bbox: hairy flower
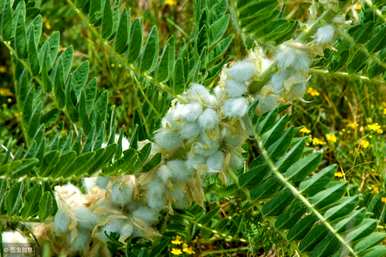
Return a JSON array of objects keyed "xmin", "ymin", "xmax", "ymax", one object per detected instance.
[
  {"xmin": 223, "ymin": 97, "xmax": 249, "ymax": 118},
  {"xmin": 315, "ymin": 25, "xmax": 335, "ymax": 44},
  {"xmin": 198, "ymin": 108, "xmax": 219, "ymax": 130},
  {"xmin": 226, "ymin": 60, "xmax": 256, "ymax": 82}
]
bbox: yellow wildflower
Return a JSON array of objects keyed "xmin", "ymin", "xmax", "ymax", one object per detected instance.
[
  {"xmin": 170, "ymin": 248, "xmax": 183, "ymax": 256},
  {"xmin": 312, "ymin": 137, "xmax": 325, "ymax": 146},
  {"xmin": 0, "ymin": 88, "xmax": 13, "ymax": 97},
  {"xmin": 307, "ymin": 87, "xmax": 320, "ymax": 97},
  {"xmin": 359, "ymin": 139, "xmax": 370, "ymax": 149},
  {"xmin": 182, "ymin": 243, "xmax": 195, "ymax": 255},
  {"xmin": 171, "ymin": 235, "xmax": 183, "ymax": 245},
  {"xmin": 347, "ymin": 121, "xmax": 358, "ymax": 130},
  {"xmin": 0, "ymin": 66, "xmax": 7, "ymax": 73},
  {"xmin": 383, "ymin": 107, "xmax": 386, "ymax": 116},
  {"xmin": 366, "ymin": 123, "xmax": 383, "ymax": 134},
  {"xmin": 334, "ymin": 171, "xmax": 345, "ymax": 178},
  {"xmin": 165, "ymin": 0, "xmax": 177, "ymax": 6},
  {"xmin": 372, "ymin": 186, "xmax": 380, "ymax": 194},
  {"xmin": 354, "ymin": 2, "xmax": 361, "ymax": 10},
  {"xmin": 382, "ymin": 197, "xmax": 386, "ymax": 204},
  {"xmin": 299, "ymin": 127, "xmax": 311, "ymax": 134},
  {"xmin": 325, "ymin": 133, "xmax": 337, "ymax": 144}
]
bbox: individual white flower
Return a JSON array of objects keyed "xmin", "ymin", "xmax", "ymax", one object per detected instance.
[
  {"xmin": 154, "ymin": 128, "xmax": 182, "ymax": 151},
  {"xmin": 225, "ymin": 80, "xmax": 247, "ymax": 98},
  {"xmin": 132, "ymin": 206, "xmax": 159, "ymax": 224},
  {"xmin": 271, "ymin": 71, "xmax": 287, "ymax": 93},
  {"xmin": 315, "ymin": 24, "xmax": 335, "ymax": 44},
  {"xmin": 206, "ymin": 151, "xmax": 225, "ymax": 173},
  {"xmin": 146, "ymin": 178, "xmax": 165, "ymax": 209},
  {"xmin": 192, "ymin": 134, "xmax": 219, "ymax": 157},
  {"xmin": 83, "ymin": 177, "xmax": 109, "ymax": 192},
  {"xmin": 157, "ymin": 165, "xmax": 172, "ymax": 183},
  {"xmin": 186, "ymin": 83, "xmax": 216, "ymax": 106},
  {"xmin": 198, "ymin": 108, "xmax": 219, "ymax": 130},
  {"xmin": 186, "ymin": 152, "xmax": 206, "ymax": 170},
  {"xmin": 111, "ymin": 181, "xmax": 134, "ymax": 206},
  {"xmin": 286, "ymin": 81, "xmax": 307, "ymax": 99},
  {"xmin": 223, "ymin": 97, "xmax": 249, "ymax": 118},
  {"xmin": 179, "ymin": 122, "xmax": 200, "ymax": 139},
  {"xmin": 226, "ymin": 61, "xmax": 256, "ymax": 82},
  {"xmin": 276, "ymin": 44, "xmax": 310, "ymax": 71},
  {"xmin": 74, "ymin": 207, "xmax": 98, "ymax": 230},
  {"xmin": 174, "ymin": 102, "xmax": 202, "ymax": 122},
  {"xmin": 54, "ymin": 209, "xmax": 70, "ymax": 234},
  {"xmin": 120, "ymin": 223, "xmax": 134, "ymax": 240},
  {"xmin": 166, "ymin": 160, "xmax": 193, "ymax": 181},
  {"xmin": 54, "ymin": 184, "xmax": 86, "ymax": 209},
  {"xmin": 214, "ymin": 85, "xmax": 226, "ymax": 100}
]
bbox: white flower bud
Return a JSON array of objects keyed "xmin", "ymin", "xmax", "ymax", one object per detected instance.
[
  {"xmin": 179, "ymin": 122, "xmax": 200, "ymax": 139},
  {"xmin": 120, "ymin": 223, "xmax": 134, "ymax": 240},
  {"xmin": 198, "ymin": 108, "xmax": 219, "ymax": 130},
  {"xmin": 167, "ymin": 160, "xmax": 193, "ymax": 181},
  {"xmin": 54, "ymin": 210, "xmax": 70, "ymax": 234},
  {"xmin": 276, "ymin": 44, "xmax": 310, "ymax": 71},
  {"xmin": 315, "ymin": 25, "xmax": 335, "ymax": 44},
  {"xmin": 111, "ymin": 182, "xmax": 133, "ymax": 206},
  {"xmin": 192, "ymin": 134, "xmax": 219, "ymax": 157},
  {"xmin": 214, "ymin": 85, "xmax": 225, "ymax": 100},
  {"xmin": 186, "ymin": 152, "xmax": 206, "ymax": 170},
  {"xmin": 74, "ymin": 207, "xmax": 98, "ymax": 230},
  {"xmin": 154, "ymin": 128, "xmax": 182, "ymax": 151},
  {"xmin": 226, "ymin": 61, "xmax": 256, "ymax": 82},
  {"xmin": 225, "ymin": 80, "xmax": 247, "ymax": 98},
  {"xmin": 271, "ymin": 71, "xmax": 287, "ymax": 93},
  {"xmin": 223, "ymin": 97, "xmax": 249, "ymax": 118},
  {"xmin": 207, "ymin": 151, "xmax": 225, "ymax": 173},
  {"xmin": 186, "ymin": 84, "xmax": 217, "ymax": 106},
  {"xmin": 174, "ymin": 102, "xmax": 203, "ymax": 122},
  {"xmin": 133, "ymin": 206, "xmax": 159, "ymax": 224},
  {"xmin": 157, "ymin": 165, "xmax": 172, "ymax": 183},
  {"xmin": 146, "ymin": 179, "xmax": 165, "ymax": 209}
]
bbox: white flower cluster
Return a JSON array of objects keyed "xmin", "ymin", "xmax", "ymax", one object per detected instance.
[{"xmin": 35, "ymin": 21, "xmax": 338, "ymax": 255}]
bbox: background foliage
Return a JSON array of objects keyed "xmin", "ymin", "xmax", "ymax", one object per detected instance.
[{"xmin": 0, "ymin": 0, "xmax": 385, "ymax": 256}]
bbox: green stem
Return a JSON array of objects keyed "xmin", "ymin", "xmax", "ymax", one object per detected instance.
[{"xmin": 247, "ymin": 117, "xmax": 358, "ymax": 257}]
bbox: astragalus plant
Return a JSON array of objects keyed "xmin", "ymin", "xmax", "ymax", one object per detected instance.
[{"xmin": 0, "ymin": 0, "xmax": 385, "ymax": 256}]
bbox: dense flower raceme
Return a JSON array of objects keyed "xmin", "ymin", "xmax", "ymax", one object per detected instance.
[{"xmin": 32, "ymin": 25, "xmax": 335, "ymax": 255}]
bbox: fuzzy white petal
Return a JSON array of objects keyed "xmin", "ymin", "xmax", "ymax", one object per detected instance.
[
  {"xmin": 227, "ymin": 61, "xmax": 256, "ymax": 82},
  {"xmin": 167, "ymin": 160, "xmax": 193, "ymax": 181},
  {"xmin": 198, "ymin": 108, "xmax": 219, "ymax": 130},
  {"xmin": 54, "ymin": 210, "xmax": 70, "ymax": 234},
  {"xmin": 223, "ymin": 97, "xmax": 249, "ymax": 117},
  {"xmin": 179, "ymin": 122, "xmax": 200, "ymax": 139},
  {"xmin": 225, "ymin": 80, "xmax": 247, "ymax": 98},
  {"xmin": 154, "ymin": 128, "xmax": 182, "ymax": 151},
  {"xmin": 74, "ymin": 207, "xmax": 98, "ymax": 230},
  {"xmin": 315, "ymin": 25, "xmax": 335, "ymax": 44},
  {"xmin": 206, "ymin": 151, "xmax": 225, "ymax": 173},
  {"xmin": 133, "ymin": 206, "xmax": 159, "ymax": 224}
]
